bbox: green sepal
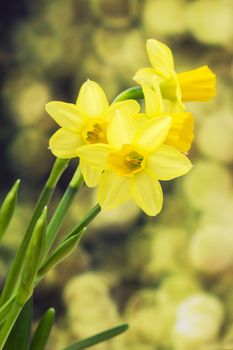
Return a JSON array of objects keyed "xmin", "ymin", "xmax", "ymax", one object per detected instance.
[
  {"xmin": 3, "ymin": 298, "xmax": 33, "ymax": 350},
  {"xmin": 63, "ymin": 324, "xmax": 129, "ymax": 350},
  {"xmin": 0, "ymin": 180, "xmax": 20, "ymax": 241},
  {"xmin": 29, "ymin": 308, "xmax": 55, "ymax": 350},
  {"xmin": 38, "ymin": 228, "xmax": 85, "ymax": 278},
  {"xmin": 66, "ymin": 204, "xmax": 101, "ymax": 240},
  {"xmin": 44, "ymin": 166, "xmax": 83, "ymax": 256},
  {"xmin": 113, "ymin": 86, "xmax": 144, "ymax": 102},
  {"xmin": 16, "ymin": 207, "xmax": 47, "ymax": 305},
  {"xmin": 46, "ymin": 159, "xmax": 70, "ymax": 189}
]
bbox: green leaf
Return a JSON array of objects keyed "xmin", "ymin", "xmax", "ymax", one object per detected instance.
[
  {"xmin": 0, "ymin": 158, "xmax": 69, "ymax": 307},
  {"xmin": 38, "ymin": 229, "xmax": 85, "ymax": 278},
  {"xmin": 63, "ymin": 324, "xmax": 129, "ymax": 350},
  {"xmin": 29, "ymin": 308, "xmax": 55, "ymax": 350},
  {"xmin": 3, "ymin": 298, "xmax": 33, "ymax": 350},
  {"xmin": 0, "ymin": 207, "xmax": 47, "ymax": 348},
  {"xmin": 0, "ymin": 179, "xmax": 20, "ymax": 241}
]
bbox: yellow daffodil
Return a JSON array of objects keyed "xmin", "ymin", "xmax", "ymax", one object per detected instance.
[
  {"xmin": 46, "ymin": 79, "xmax": 140, "ymax": 185},
  {"xmin": 133, "ymin": 39, "xmax": 216, "ymax": 106},
  {"xmin": 77, "ymin": 112, "xmax": 192, "ymax": 216},
  {"xmin": 141, "ymin": 78, "xmax": 194, "ymax": 153}
]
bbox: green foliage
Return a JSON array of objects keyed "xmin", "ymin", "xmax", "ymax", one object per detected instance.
[
  {"xmin": 3, "ymin": 298, "xmax": 33, "ymax": 350},
  {"xmin": 0, "ymin": 180, "xmax": 20, "ymax": 241},
  {"xmin": 0, "ymin": 159, "xmax": 123, "ymax": 349},
  {"xmin": 38, "ymin": 229, "xmax": 85, "ymax": 278},
  {"xmin": 16, "ymin": 208, "xmax": 47, "ymax": 305},
  {"xmin": 29, "ymin": 308, "xmax": 55, "ymax": 350},
  {"xmin": 63, "ymin": 324, "xmax": 129, "ymax": 350}
]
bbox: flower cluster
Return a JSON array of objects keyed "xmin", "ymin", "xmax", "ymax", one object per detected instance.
[{"xmin": 46, "ymin": 39, "xmax": 216, "ymax": 216}]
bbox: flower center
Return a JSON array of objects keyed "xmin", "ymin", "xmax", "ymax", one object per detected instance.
[
  {"xmin": 125, "ymin": 151, "xmax": 144, "ymax": 169},
  {"xmin": 82, "ymin": 119, "xmax": 107, "ymax": 144},
  {"xmin": 108, "ymin": 144, "xmax": 145, "ymax": 177}
]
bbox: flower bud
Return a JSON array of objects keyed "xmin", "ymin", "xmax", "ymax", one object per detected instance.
[
  {"xmin": 0, "ymin": 180, "xmax": 20, "ymax": 241},
  {"xmin": 17, "ymin": 208, "xmax": 47, "ymax": 305}
]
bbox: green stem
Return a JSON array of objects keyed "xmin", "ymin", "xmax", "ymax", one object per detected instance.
[
  {"xmin": 113, "ymin": 86, "xmax": 144, "ymax": 102},
  {"xmin": 66, "ymin": 204, "xmax": 101, "ymax": 240},
  {"xmin": 44, "ymin": 166, "xmax": 84, "ymax": 256},
  {"xmin": 37, "ymin": 205, "xmax": 100, "ymax": 283},
  {"xmin": 0, "ymin": 158, "xmax": 69, "ymax": 306},
  {"xmin": 36, "ymin": 205, "xmax": 100, "ymax": 285}
]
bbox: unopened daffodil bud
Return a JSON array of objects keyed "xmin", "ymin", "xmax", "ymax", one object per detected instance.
[
  {"xmin": 0, "ymin": 180, "xmax": 20, "ymax": 241},
  {"xmin": 16, "ymin": 207, "xmax": 47, "ymax": 305}
]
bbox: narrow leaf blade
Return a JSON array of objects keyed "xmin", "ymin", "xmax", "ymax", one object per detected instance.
[
  {"xmin": 29, "ymin": 308, "xmax": 55, "ymax": 350},
  {"xmin": 38, "ymin": 229, "xmax": 85, "ymax": 278},
  {"xmin": 3, "ymin": 297, "xmax": 33, "ymax": 350},
  {"xmin": 63, "ymin": 324, "xmax": 128, "ymax": 350}
]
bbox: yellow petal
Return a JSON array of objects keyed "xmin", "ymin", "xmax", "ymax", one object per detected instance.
[
  {"xmin": 46, "ymin": 102, "xmax": 85, "ymax": 132},
  {"xmin": 134, "ymin": 113, "xmax": 149, "ymax": 128},
  {"xmin": 131, "ymin": 172, "xmax": 163, "ymax": 216},
  {"xmin": 77, "ymin": 144, "xmax": 112, "ymax": 169},
  {"xmin": 177, "ymin": 65, "xmax": 216, "ymax": 101},
  {"xmin": 135, "ymin": 116, "xmax": 171, "ymax": 152},
  {"xmin": 107, "ymin": 111, "xmax": 137, "ymax": 148},
  {"xmin": 107, "ymin": 100, "xmax": 140, "ymax": 120},
  {"xmin": 142, "ymin": 79, "xmax": 163, "ymax": 117},
  {"xmin": 146, "ymin": 144, "xmax": 193, "ymax": 180},
  {"xmin": 79, "ymin": 160, "xmax": 102, "ymax": 188},
  {"xmin": 146, "ymin": 39, "xmax": 174, "ymax": 79},
  {"xmin": 133, "ymin": 67, "xmax": 156, "ymax": 86},
  {"xmin": 98, "ymin": 171, "xmax": 131, "ymax": 210},
  {"xmin": 76, "ymin": 80, "xmax": 109, "ymax": 118},
  {"xmin": 49, "ymin": 128, "xmax": 83, "ymax": 159},
  {"xmin": 166, "ymin": 113, "xmax": 194, "ymax": 153}
]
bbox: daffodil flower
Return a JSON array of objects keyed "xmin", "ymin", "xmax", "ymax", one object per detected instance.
[
  {"xmin": 133, "ymin": 39, "xmax": 216, "ymax": 107},
  {"xmin": 46, "ymin": 80, "xmax": 140, "ymax": 185},
  {"xmin": 140, "ymin": 78, "xmax": 194, "ymax": 153},
  {"xmin": 77, "ymin": 112, "xmax": 192, "ymax": 216}
]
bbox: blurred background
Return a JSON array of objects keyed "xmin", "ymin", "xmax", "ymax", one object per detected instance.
[{"xmin": 0, "ymin": 0, "xmax": 233, "ymax": 349}]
